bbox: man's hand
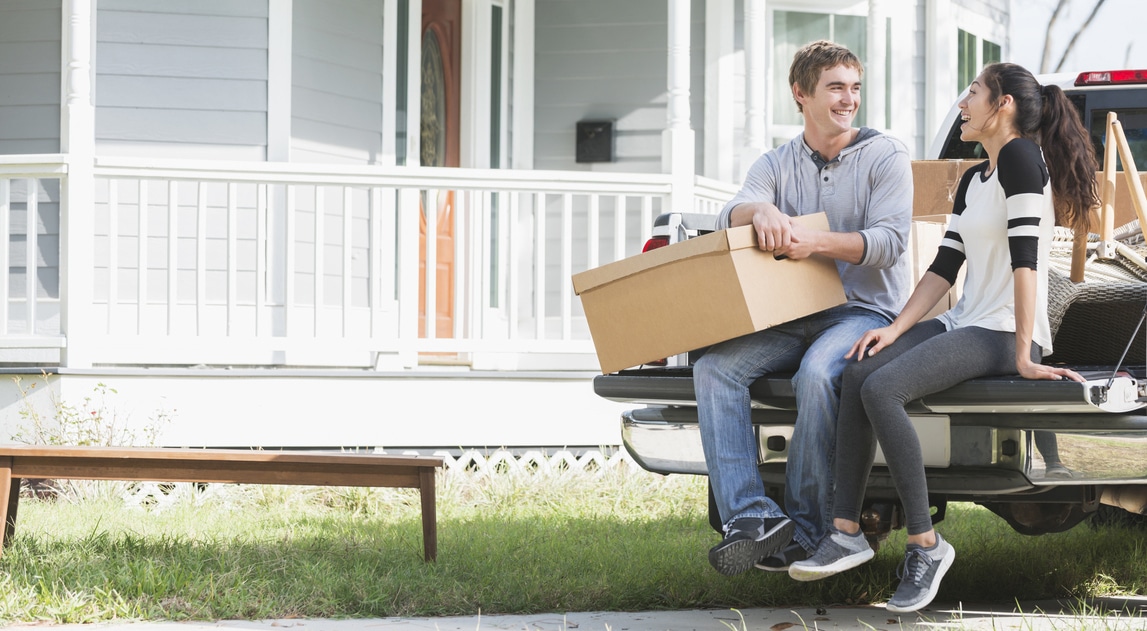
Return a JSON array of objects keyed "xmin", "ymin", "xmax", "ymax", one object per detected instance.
[
  {"xmin": 751, "ymin": 205, "xmax": 794, "ymax": 254},
  {"xmin": 775, "ymin": 220, "xmax": 823, "ymax": 260}
]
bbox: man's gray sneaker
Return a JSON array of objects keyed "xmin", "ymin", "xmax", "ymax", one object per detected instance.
[
  {"xmin": 754, "ymin": 540, "xmax": 809, "ymax": 572},
  {"xmin": 787, "ymin": 527, "xmax": 874, "ymax": 581},
  {"xmin": 886, "ymin": 533, "xmax": 956, "ymax": 614},
  {"xmin": 708, "ymin": 516, "xmax": 794, "ymax": 576}
]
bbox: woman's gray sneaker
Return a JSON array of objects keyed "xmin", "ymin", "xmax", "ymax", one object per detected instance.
[
  {"xmin": 886, "ymin": 533, "xmax": 956, "ymax": 614},
  {"xmin": 787, "ymin": 528, "xmax": 874, "ymax": 581},
  {"xmin": 708, "ymin": 516, "xmax": 794, "ymax": 576}
]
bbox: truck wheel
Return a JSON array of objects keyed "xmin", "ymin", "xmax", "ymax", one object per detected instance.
[
  {"xmin": 1091, "ymin": 504, "xmax": 1147, "ymax": 529},
  {"xmin": 982, "ymin": 501, "xmax": 1091, "ymax": 535}
]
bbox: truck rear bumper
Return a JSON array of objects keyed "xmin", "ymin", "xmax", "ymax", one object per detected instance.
[{"xmin": 622, "ymin": 405, "xmax": 1147, "ymax": 489}]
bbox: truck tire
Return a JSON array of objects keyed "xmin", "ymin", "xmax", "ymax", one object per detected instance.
[{"xmin": 1091, "ymin": 504, "xmax": 1147, "ymax": 529}]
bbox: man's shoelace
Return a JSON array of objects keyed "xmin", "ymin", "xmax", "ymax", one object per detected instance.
[{"xmin": 896, "ymin": 547, "xmax": 935, "ymax": 585}]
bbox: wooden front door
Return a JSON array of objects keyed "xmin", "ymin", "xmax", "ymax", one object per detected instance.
[{"xmin": 418, "ymin": 0, "xmax": 461, "ymax": 340}]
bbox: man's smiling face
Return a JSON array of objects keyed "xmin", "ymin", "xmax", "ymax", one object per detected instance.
[{"xmin": 795, "ymin": 64, "xmax": 861, "ymax": 138}]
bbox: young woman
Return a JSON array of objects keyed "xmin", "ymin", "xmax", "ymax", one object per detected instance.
[{"xmin": 786, "ymin": 62, "xmax": 1099, "ymax": 613}]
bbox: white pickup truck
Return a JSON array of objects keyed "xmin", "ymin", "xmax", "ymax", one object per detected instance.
[{"xmin": 595, "ymin": 69, "xmax": 1147, "ymax": 539}]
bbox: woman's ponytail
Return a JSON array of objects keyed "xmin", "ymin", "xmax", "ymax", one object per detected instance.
[
  {"xmin": 980, "ymin": 63, "xmax": 1099, "ymax": 235},
  {"xmin": 1039, "ymin": 83, "xmax": 1099, "ymax": 235}
]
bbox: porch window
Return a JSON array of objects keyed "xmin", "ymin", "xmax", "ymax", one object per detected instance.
[
  {"xmin": 771, "ymin": 10, "xmax": 867, "ymax": 136},
  {"xmin": 958, "ymin": 28, "xmax": 1001, "ymax": 92}
]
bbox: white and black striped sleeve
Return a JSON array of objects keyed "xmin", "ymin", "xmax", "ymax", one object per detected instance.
[
  {"xmin": 926, "ymin": 166, "xmax": 979, "ymax": 285},
  {"xmin": 998, "ymin": 138, "xmax": 1049, "ymax": 271}
]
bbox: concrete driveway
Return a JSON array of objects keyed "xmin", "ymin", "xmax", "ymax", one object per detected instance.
[{"xmin": 15, "ymin": 599, "xmax": 1147, "ymax": 631}]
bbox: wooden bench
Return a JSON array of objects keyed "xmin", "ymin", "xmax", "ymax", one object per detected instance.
[{"xmin": 0, "ymin": 446, "xmax": 444, "ymax": 561}]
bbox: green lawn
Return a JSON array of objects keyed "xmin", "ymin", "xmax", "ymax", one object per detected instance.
[{"xmin": 0, "ymin": 467, "xmax": 1145, "ymax": 623}]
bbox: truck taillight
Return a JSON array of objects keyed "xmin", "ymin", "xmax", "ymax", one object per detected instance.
[
  {"xmin": 643, "ymin": 236, "xmax": 670, "ymax": 252},
  {"xmin": 1075, "ymin": 69, "xmax": 1147, "ymax": 86}
]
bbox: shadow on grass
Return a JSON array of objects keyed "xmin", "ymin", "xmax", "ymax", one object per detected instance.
[{"xmin": 2, "ymin": 504, "xmax": 1146, "ymax": 621}]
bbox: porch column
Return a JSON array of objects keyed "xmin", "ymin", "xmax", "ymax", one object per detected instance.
[
  {"xmin": 741, "ymin": 0, "xmax": 767, "ymax": 177},
  {"xmin": 925, "ymin": 0, "xmax": 956, "ymax": 155},
  {"xmin": 867, "ymin": 0, "xmax": 888, "ymax": 131},
  {"xmin": 663, "ymin": 0, "xmax": 694, "ymax": 213},
  {"xmin": 59, "ymin": 0, "xmax": 96, "ymax": 369},
  {"xmin": 704, "ymin": 0, "xmax": 734, "ymax": 182}
]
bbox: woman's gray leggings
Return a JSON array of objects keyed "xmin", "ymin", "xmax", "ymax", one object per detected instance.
[{"xmin": 832, "ymin": 320, "xmax": 1041, "ymax": 535}]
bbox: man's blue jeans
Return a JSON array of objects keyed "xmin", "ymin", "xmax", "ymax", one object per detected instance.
[{"xmin": 694, "ymin": 305, "xmax": 891, "ymax": 553}]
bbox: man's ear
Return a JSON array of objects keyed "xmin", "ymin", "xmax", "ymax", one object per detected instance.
[{"xmin": 792, "ymin": 83, "xmax": 808, "ymax": 107}]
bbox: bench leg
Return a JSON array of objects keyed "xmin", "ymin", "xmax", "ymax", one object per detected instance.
[
  {"xmin": 0, "ymin": 457, "xmax": 17, "ymax": 557},
  {"xmin": 419, "ymin": 468, "xmax": 437, "ymax": 562}
]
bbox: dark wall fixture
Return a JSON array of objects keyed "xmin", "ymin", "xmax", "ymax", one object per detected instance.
[{"xmin": 576, "ymin": 120, "xmax": 615, "ymax": 163}]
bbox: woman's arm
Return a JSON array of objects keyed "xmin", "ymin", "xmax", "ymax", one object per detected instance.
[
  {"xmin": 1013, "ymin": 267, "xmax": 1083, "ymax": 382},
  {"xmin": 846, "ymin": 271, "xmax": 951, "ymax": 360}
]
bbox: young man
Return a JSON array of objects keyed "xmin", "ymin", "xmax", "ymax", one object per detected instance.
[{"xmin": 696, "ymin": 40, "xmax": 913, "ymax": 576}]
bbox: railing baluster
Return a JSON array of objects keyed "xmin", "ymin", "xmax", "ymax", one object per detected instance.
[
  {"xmin": 560, "ymin": 193, "xmax": 572, "ymax": 340},
  {"xmin": 533, "ymin": 192, "xmax": 545, "ymax": 340},
  {"xmin": 0, "ymin": 179, "xmax": 8, "ymax": 336},
  {"xmin": 587, "ymin": 194, "xmax": 599, "ymax": 270},
  {"xmin": 108, "ymin": 180, "xmax": 119, "ymax": 334},
  {"xmin": 256, "ymin": 183, "xmax": 268, "ymax": 337},
  {"xmin": 167, "ymin": 181, "xmax": 178, "ymax": 335},
  {"xmin": 507, "ymin": 191, "xmax": 519, "ymax": 341},
  {"xmin": 25, "ymin": 179, "xmax": 38, "ymax": 334},
  {"xmin": 284, "ymin": 185, "xmax": 296, "ymax": 338},
  {"xmin": 342, "ymin": 186, "xmax": 352, "ymax": 337},
  {"xmin": 613, "ymin": 194, "xmax": 626, "ymax": 263},
  {"xmin": 313, "ymin": 185, "xmax": 324, "ymax": 337},
  {"xmin": 227, "ymin": 183, "xmax": 238, "ymax": 336},
  {"xmin": 137, "ymin": 180, "xmax": 148, "ymax": 334},
  {"xmin": 424, "ymin": 189, "xmax": 437, "ymax": 340},
  {"xmin": 641, "ymin": 195, "xmax": 654, "ymax": 249},
  {"xmin": 195, "ymin": 182, "xmax": 206, "ymax": 335}
]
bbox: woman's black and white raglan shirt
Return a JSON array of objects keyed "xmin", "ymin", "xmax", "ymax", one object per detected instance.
[{"xmin": 927, "ymin": 137, "xmax": 1056, "ymax": 355}]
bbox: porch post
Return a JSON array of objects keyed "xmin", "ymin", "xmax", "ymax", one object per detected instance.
[
  {"xmin": 397, "ymin": 0, "xmax": 423, "ymax": 368},
  {"xmin": 925, "ymin": 0, "xmax": 955, "ymax": 155},
  {"xmin": 704, "ymin": 0, "xmax": 734, "ymax": 182},
  {"xmin": 866, "ymin": 0, "xmax": 888, "ymax": 131},
  {"xmin": 59, "ymin": 0, "xmax": 96, "ymax": 369},
  {"xmin": 741, "ymin": 0, "xmax": 767, "ymax": 177},
  {"xmin": 663, "ymin": 0, "xmax": 695, "ymax": 213}
]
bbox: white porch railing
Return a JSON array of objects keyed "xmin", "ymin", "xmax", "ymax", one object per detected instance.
[{"xmin": 0, "ymin": 155, "xmax": 734, "ymax": 371}]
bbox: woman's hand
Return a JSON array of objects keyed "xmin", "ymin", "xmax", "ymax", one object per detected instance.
[
  {"xmin": 845, "ymin": 325, "xmax": 901, "ymax": 361},
  {"xmin": 1017, "ymin": 358, "xmax": 1085, "ymax": 382}
]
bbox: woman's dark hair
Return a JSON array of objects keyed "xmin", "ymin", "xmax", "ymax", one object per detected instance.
[{"xmin": 980, "ymin": 62, "xmax": 1099, "ymax": 235}]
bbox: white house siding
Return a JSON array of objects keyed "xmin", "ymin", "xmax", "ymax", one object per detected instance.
[
  {"xmin": 94, "ymin": 0, "xmax": 269, "ymax": 160},
  {"xmin": 533, "ymin": 0, "xmax": 703, "ymax": 321},
  {"xmin": 0, "ymin": 1, "xmax": 62, "ymax": 347},
  {"xmin": 532, "ymin": 0, "xmax": 706, "ymax": 174},
  {"xmin": 291, "ymin": 0, "xmax": 387, "ymax": 164},
  {"xmin": 0, "ymin": 0, "xmax": 61, "ymax": 155}
]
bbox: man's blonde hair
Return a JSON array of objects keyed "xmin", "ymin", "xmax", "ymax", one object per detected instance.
[{"xmin": 788, "ymin": 40, "xmax": 863, "ymax": 113}]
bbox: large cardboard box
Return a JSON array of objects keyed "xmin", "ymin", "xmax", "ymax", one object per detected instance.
[
  {"xmin": 909, "ymin": 215, "xmax": 964, "ymax": 319},
  {"xmin": 572, "ymin": 213, "xmax": 846, "ymax": 374},
  {"xmin": 912, "ymin": 159, "xmax": 1145, "ymax": 228},
  {"xmin": 911, "ymin": 160, "xmax": 983, "ymax": 217}
]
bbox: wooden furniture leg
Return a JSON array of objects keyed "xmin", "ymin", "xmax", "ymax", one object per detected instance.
[
  {"xmin": 0, "ymin": 456, "xmax": 17, "ymax": 556},
  {"xmin": 419, "ymin": 467, "xmax": 437, "ymax": 562}
]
